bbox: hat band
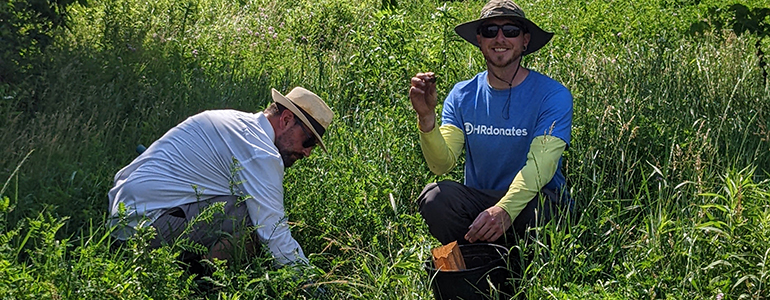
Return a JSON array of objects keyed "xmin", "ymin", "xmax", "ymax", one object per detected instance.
[{"xmin": 294, "ymin": 105, "xmax": 326, "ymax": 137}]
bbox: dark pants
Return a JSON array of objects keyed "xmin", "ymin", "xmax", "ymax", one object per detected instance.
[
  {"xmin": 417, "ymin": 180, "xmax": 569, "ymax": 246},
  {"xmin": 149, "ymin": 195, "xmax": 255, "ymax": 261}
]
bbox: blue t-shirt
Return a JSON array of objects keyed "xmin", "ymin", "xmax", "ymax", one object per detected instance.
[{"xmin": 442, "ymin": 70, "xmax": 573, "ymax": 192}]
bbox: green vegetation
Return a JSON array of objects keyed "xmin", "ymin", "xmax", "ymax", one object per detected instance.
[{"xmin": 1, "ymin": 0, "xmax": 769, "ymax": 298}]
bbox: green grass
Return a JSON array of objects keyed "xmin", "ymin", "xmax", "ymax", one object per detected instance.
[{"xmin": 1, "ymin": 0, "xmax": 769, "ymax": 298}]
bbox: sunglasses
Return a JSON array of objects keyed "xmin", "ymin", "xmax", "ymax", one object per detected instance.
[
  {"xmin": 297, "ymin": 121, "xmax": 318, "ymax": 149},
  {"xmin": 478, "ymin": 24, "xmax": 522, "ymax": 39}
]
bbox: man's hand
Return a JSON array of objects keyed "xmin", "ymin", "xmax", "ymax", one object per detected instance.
[
  {"xmin": 464, "ymin": 206, "xmax": 512, "ymax": 243},
  {"xmin": 409, "ymin": 72, "xmax": 438, "ymax": 131}
]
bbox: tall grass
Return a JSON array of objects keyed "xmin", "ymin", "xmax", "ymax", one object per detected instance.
[{"xmin": 1, "ymin": 0, "xmax": 769, "ymax": 298}]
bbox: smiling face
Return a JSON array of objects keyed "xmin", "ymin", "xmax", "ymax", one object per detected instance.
[{"xmin": 476, "ymin": 17, "xmax": 531, "ymax": 69}]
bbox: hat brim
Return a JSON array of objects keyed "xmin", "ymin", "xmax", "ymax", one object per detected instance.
[
  {"xmin": 454, "ymin": 16, "xmax": 553, "ymax": 55},
  {"xmin": 271, "ymin": 88, "xmax": 328, "ymax": 152}
]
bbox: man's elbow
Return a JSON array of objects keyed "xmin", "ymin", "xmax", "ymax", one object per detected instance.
[{"xmin": 428, "ymin": 163, "xmax": 453, "ymax": 175}]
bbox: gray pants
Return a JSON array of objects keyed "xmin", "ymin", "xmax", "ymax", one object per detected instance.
[
  {"xmin": 417, "ymin": 180, "xmax": 569, "ymax": 246},
  {"xmin": 149, "ymin": 195, "xmax": 254, "ymax": 260}
]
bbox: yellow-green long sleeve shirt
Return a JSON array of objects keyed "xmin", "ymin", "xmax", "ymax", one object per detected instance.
[{"xmin": 419, "ymin": 123, "xmax": 566, "ymax": 222}]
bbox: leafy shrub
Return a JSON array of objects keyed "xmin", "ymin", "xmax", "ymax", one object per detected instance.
[{"xmin": 0, "ymin": 0, "xmax": 83, "ymax": 84}]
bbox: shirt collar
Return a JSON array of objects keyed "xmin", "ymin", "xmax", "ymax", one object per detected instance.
[{"xmin": 255, "ymin": 112, "xmax": 275, "ymax": 143}]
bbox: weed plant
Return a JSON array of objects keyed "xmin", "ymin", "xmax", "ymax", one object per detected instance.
[{"xmin": 1, "ymin": 0, "xmax": 769, "ymax": 298}]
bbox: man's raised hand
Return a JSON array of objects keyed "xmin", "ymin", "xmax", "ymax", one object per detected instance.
[{"xmin": 409, "ymin": 72, "xmax": 438, "ymax": 132}]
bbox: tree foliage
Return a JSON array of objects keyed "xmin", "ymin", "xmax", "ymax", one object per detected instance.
[{"xmin": 0, "ymin": 0, "xmax": 83, "ymax": 83}]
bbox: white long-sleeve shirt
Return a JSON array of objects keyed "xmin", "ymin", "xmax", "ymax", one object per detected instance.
[{"xmin": 108, "ymin": 110, "xmax": 306, "ymax": 265}]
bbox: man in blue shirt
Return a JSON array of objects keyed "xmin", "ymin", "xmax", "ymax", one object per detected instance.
[{"xmin": 409, "ymin": 0, "xmax": 573, "ymax": 246}]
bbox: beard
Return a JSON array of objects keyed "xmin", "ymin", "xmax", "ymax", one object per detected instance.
[
  {"xmin": 487, "ymin": 55, "xmax": 516, "ymax": 68},
  {"xmin": 279, "ymin": 148, "xmax": 304, "ymax": 168},
  {"xmin": 484, "ymin": 51, "xmax": 519, "ymax": 69},
  {"xmin": 275, "ymin": 133, "xmax": 304, "ymax": 168},
  {"xmin": 482, "ymin": 44, "xmax": 522, "ymax": 69}
]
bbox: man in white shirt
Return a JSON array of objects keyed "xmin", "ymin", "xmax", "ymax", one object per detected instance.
[{"xmin": 107, "ymin": 87, "xmax": 333, "ymax": 267}]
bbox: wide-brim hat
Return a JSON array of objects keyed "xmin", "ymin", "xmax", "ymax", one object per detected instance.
[
  {"xmin": 271, "ymin": 87, "xmax": 334, "ymax": 152},
  {"xmin": 454, "ymin": 0, "xmax": 554, "ymax": 56}
]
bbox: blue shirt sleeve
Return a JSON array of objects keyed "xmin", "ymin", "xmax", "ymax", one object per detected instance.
[
  {"xmin": 533, "ymin": 86, "xmax": 573, "ymax": 147},
  {"xmin": 441, "ymin": 85, "xmax": 460, "ymax": 130}
]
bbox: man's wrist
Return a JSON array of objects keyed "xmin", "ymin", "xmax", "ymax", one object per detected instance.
[
  {"xmin": 418, "ymin": 113, "xmax": 436, "ymax": 132},
  {"xmin": 494, "ymin": 203, "xmax": 516, "ymax": 223}
]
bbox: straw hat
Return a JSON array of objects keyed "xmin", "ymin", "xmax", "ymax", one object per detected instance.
[
  {"xmin": 271, "ymin": 87, "xmax": 334, "ymax": 152},
  {"xmin": 454, "ymin": 0, "xmax": 553, "ymax": 56}
]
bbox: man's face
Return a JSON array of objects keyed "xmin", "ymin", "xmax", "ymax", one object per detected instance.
[
  {"xmin": 476, "ymin": 18, "xmax": 531, "ymax": 69},
  {"xmin": 275, "ymin": 119, "xmax": 316, "ymax": 168}
]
